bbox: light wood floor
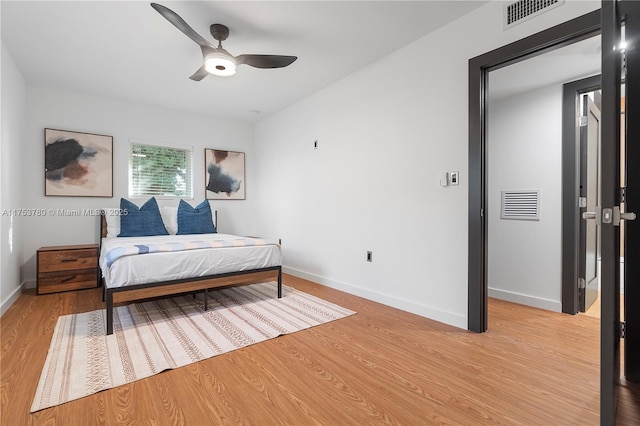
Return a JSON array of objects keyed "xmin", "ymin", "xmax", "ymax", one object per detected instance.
[
  {"xmin": 583, "ymin": 293, "xmax": 603, "ymax": 319},
  {"xmin": 2, "ymin": 274, "xmax": 639, "ymax": 425}
]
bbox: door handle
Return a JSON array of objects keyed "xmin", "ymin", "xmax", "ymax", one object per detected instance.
[
  {"xmin": 586, "ymin": 207, "xmax": 639, "ymax": 226},
  {"xmin": 582, "ymin": 207, "xmax": 601, "ymax": 225},
  {"xmin": 612, "ymin": 207, "xmax": 636, "ymax": 226},
  {"xmin": 621, "ymin": 212, "xmax": 637, "ymax": 221}
]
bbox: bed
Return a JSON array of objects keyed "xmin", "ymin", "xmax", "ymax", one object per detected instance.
[{"xmin": 99, "ymin": 199, "xmax": 282, "ymax": 335}]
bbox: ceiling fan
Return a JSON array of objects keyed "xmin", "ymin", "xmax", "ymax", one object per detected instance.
[{"xmin": 150, "ymin": 2, "xmax": 297, "ymax": 80}]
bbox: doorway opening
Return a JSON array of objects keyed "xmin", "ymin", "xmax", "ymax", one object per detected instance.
[
  {"xmin": 485, "ymin": 37, "xmax": 600, "ymax": 315},
  {"xmin": 578, "ymin": 86, "xmax": 603, "ymax": 317},
  {"xmin": 468, "ymin": 10, "xmax": 601, "ymax": 332}
]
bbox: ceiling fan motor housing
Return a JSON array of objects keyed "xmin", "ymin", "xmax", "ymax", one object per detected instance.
[{"xmin": 210, "ymin": 24, "xmax": 229, "ymax": 42}]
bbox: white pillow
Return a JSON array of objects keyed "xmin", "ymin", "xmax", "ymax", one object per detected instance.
[
  {"xmin": 102, "ymin": 208, "xmax": 122, "ymax": 238},
  {"xmin": 161, "ymin": 206, "xmax": 178, "ymax": 235}
]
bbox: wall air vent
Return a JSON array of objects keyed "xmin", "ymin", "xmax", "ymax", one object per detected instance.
[
  {"xmin": 501, "ymin": 190, "xmax": 540, "ymax": 221},
  {"xmin": 504, "ymin": 0, "xmax": 564, "ymax": 30}
]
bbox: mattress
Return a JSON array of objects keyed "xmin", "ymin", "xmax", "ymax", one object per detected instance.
[{"xmin": 100, "ymin": 233, "xmax": 281, "ymax": 289}]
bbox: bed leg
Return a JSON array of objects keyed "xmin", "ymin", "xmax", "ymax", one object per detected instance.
[
  {"xmin": 204, "ymin": 288, "xmax": 208, "ymax": 311},
  {"xmin": 106, "ymin": 291, "xmax": 114, "ymax": 335},
  {"xmin": 277, "ymin": 267, "xmax": 282, "ymax": 298}
]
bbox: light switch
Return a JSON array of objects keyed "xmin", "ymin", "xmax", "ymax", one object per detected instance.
[{"xmin": 440, "ymin": 172, "xmax": 449, "ymax": 187}]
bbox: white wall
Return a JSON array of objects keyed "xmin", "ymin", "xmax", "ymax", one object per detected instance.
[
  {"xmin": 487, "ymin": 84, "xmax": 563, "ymax": 311},
  {"xmin": 1, "ymin": 41, "xmax": 26, "ymax": 314},
  {"xmin": 20, "ymin": 86, "xmax": 256, "ymax": 287},
  {"xmin": 253, "ymin": 1, "xmax": 599, "ymax": 328}
]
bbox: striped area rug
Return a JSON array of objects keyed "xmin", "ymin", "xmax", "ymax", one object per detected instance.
[{"xmin": 31, "ymin": 282, "xmax": 355, "ymax": 412}]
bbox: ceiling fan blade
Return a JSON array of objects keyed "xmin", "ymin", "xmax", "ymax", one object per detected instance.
[
  {"xmin": 235, "ymin": 55, "xmax": 297, "ymax": 69},
  {"xmin": 189, "ymin": 66, "xmax": 209, "ymax": 81},
  {"xmin": 151, "ymin": 3, "xmax": 214, "ymax": 49}
]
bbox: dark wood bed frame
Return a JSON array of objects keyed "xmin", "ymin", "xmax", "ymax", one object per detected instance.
[{"xmin": 100, "ymin": 212, "xmax": 282, "ymax": 335}]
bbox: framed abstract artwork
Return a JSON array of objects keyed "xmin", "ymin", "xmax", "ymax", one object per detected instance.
[
  {"xmin": 205, "ymin": 149, "xmax": 245, "ymax": 200},
  {"xmin": 44, "ymin": 128, "xmax": 113, "ymax": 197}
]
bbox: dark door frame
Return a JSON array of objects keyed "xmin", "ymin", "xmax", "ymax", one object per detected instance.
[
  {"xmin": 622, "ymin": 0, "xmax": 640, "ymax": 386},
  {"xmin": 468, "ymin": 10, "xmax": 601, "ymax": 333},
  {"xmin": 600, "ymin": 1, "xmax": 622, "ymax": 423},
  {"xmin": 561, "ymin": 74, "xmax": 602, "ymax": 315}
]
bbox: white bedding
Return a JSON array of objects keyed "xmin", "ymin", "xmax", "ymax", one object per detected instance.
[{"xmin": 100, "ymin": 233, "xmax": 281, "ymax": 289}]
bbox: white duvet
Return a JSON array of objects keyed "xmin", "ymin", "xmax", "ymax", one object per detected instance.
[{"xmin": 100, "ymin": 233, "xmax": 281, "ymax": 289}]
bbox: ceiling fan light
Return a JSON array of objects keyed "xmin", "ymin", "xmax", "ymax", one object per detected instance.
[{"xmin": 204, "ymin": 54, "xmax": 236, "ymax": 77}]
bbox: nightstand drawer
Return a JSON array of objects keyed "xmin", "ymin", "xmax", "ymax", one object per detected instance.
[
  {"xmin": 38, "ymin": 248, "xmax": 97, "ymax": 272},
  {"xmin": 37, "ymin": 244, "xmax": 99, "ymax": 294},
  {"xmin": 37, "ymin": 269, "xmax": 98, "ymax": 293}
]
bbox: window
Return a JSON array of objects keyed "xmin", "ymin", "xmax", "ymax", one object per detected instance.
[{"xmin": 129, "ymin": 140, "xmax": 193, "ymax": 198}]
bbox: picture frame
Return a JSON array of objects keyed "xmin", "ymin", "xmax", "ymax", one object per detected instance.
[
  {"xmin": 44, "ymin": 128, "xmax": 113, "ymax": 197},
  {"xmin": 205, "ymin": 149, "xmax": 245, "ymax": 200}
]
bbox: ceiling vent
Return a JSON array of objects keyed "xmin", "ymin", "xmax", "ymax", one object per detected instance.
[
  {"xmin": 504, "ymin": 0, "xmax": 564, "ymax": 30},
  {"xmin": 501, "ymin": 190, "xmax": 540, "ymax": 221}
]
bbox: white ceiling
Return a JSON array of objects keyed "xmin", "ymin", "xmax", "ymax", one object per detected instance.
[{"xmin": 1, "ymin": 1, "xmax": 488, "ymax": 123}]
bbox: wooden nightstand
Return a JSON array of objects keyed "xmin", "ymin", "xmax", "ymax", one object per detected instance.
[{"xmin": 37, "ymin": 244, "xmax": 99, "ymax": 294}]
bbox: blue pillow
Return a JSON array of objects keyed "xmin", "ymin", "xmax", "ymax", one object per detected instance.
[
  {"xmin": 177, "ymin": 199, "xmax": 217, "ymax": 235},
  {"xmin": 118, "ymin": 197, "xmax": 169, "ymax": 237}
]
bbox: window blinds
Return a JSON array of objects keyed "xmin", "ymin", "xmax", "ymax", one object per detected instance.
[{"xmin": 129, "ymin": 142, "xmax": 193, "ymax": 198}]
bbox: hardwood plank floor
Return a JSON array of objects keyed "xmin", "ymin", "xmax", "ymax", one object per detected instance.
[{"xmin": 1, "ymin": 274, "xmax": 638, "ymax": 425}]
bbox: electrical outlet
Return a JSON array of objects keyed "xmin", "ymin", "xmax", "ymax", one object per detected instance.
[
  {"xmin": 367, "ymin": 251, "xmax": 373, "ymax": 262},
  {"xmin": 314, "ymin": 140, "xmax": 318, "ymax": 149}
]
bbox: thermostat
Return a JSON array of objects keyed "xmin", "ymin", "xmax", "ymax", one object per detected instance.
[{"xmin": 450, "ymin": 171, "xmax": 459, "ymax": 186}]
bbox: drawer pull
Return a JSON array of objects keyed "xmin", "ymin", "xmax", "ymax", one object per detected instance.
[
  {"xmin": 60, "ymin": 275, "xmax": 77, "ymax": 283},
  {"xmin": 60, "ymin": 258, "xmax": 78, "ymax": 263}
]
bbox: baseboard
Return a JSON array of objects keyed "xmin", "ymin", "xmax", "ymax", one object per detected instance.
[
  {"xmin": 488, "ymin": 287, "xmax": 562, "ymax": 312},
  {"xmin": 0, "ymin": 281, "xmax": 26, "ymax": 317},
  {"xmin": 283, "ymin": 266, "xmax": 467, "ymax": 329}
]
